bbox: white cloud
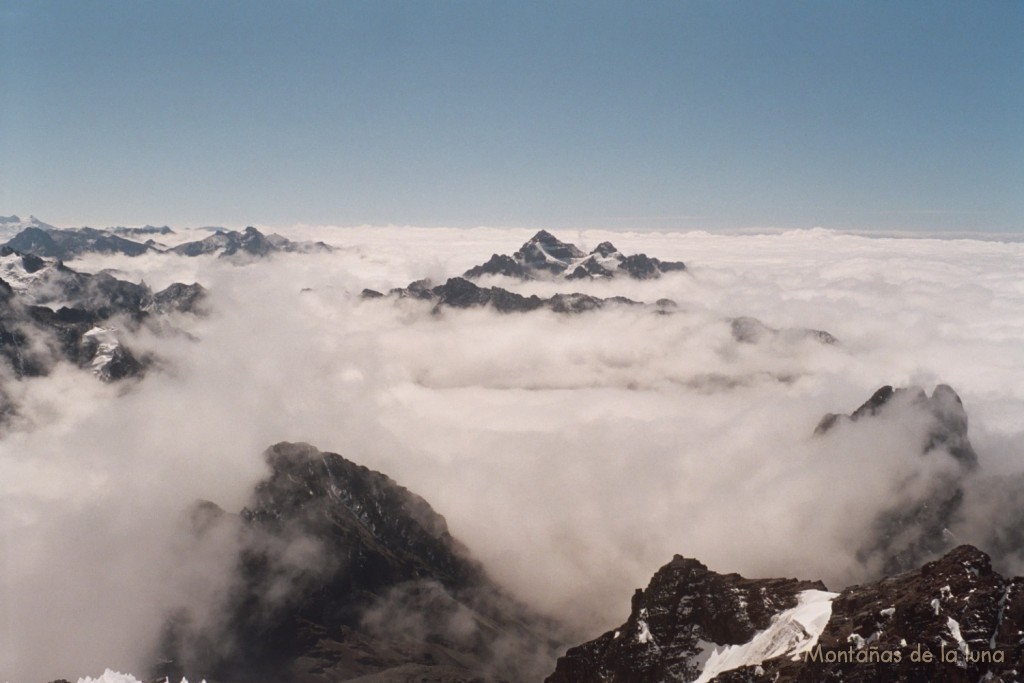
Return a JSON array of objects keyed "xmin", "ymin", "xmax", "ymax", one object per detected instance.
[{"xmin": 2, "ymin": 227, "xmax": 1023, "ymax": 680}]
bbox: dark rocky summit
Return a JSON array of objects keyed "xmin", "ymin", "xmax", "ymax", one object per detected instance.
[
  {"xmin": 159, "ymin": 442, "xmax": 564, "ymax": 683},
  {"xmin": 546, "ymin": 556, "xmax": 826, "ymax": 682},
  {"xmin": 464, "ymin": 230, "xmax": 686, "ymax": 281},
  {"xmin": 548, "ymin": 545, "xmax": 1024, "ymax": 683}
]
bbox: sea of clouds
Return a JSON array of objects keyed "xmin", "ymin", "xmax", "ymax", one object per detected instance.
[{"xmin": 1, "ymin": 225, "xmax": 1023, "ymax": 681}]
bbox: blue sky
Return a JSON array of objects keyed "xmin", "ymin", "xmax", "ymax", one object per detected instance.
[{"xmin": 1, "ymin": 1, "xmax": 1021, "ymax": 231}]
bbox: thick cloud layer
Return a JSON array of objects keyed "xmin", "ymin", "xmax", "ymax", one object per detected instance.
[{"xmin": 1, "ymin": 227, "xmax": 1023, "ymax": 681}]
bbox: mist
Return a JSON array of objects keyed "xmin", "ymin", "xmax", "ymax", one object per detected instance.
[{"xmin": 1, "ymin": 227, "xmax": 1023, "ymax": 681}]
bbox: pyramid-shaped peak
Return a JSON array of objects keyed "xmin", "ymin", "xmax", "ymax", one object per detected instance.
[
  {"xmin": 517, "ymin": 230, "xmax": 585, "ymax": 263},
  {"xmin": 591, "ymin": 241, "xmax": 619, "ymax": 257},
  {"xmin": 528, "ymin": 229, "xmax": 557, "ymax": 241}
]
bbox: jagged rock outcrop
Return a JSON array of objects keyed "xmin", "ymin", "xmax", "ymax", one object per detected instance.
[
  {"xmin": 546, "ymin": 556, "xmax": 826, "ymax": 682},
  {"xmin": 170, "ymin": 226, "xmax": 332, "ymax": 258},
  {"xmin": 464, "ymin": 230, "xmax": 686, "ymax": 281},
  {"xmin": 548, "ymin": 545, "xmax": 1024, "ymax": 683},
  {"xmin": 159, "ymin": 442, "xmax": 564, "ymax": 683}
]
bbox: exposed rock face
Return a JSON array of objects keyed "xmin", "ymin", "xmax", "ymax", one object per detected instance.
[
  {"xmin": 170, "ymin": 226, "xmax": 332, "ymax": 258},
  {"xmin": 725, "ymin": 545, "xmax": 1024, "ymax": 683},
  {"xmin": 378, "ymin": 276, "xmax": 648, "ymax": 314},
  {"xmin": 548, "ymin": 546, "xmax": 1024, "ymax": 683},
  {"xmin": 159, "ymin": 442, "xmax": 564, "ymax": 683},
  {"xmin": 546, "ymin": 557, "xmax": 825, "ymax": 682},
  {"xmin": 464, "ymin": 230, "xmax": 686, "ymax": 281}
]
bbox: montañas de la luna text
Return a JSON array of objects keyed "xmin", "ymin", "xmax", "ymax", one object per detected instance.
[{"xmin": 804, "ymin": 643, "xmax": 1005, "ymax": 664}]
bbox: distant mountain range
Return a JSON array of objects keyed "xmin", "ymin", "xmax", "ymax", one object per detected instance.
[{"xmin": 0, "ymin": 216, "xmax": 332, "ymax": 260}]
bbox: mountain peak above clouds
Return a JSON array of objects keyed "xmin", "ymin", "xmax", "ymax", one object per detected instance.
[{"xmin": 464, "ymin": 230, "xmax": 686, "ymax": 281}]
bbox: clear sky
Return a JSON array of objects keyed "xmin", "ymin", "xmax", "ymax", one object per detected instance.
[{"xmin": 1, "ymin": 1, "xmax": 1021, "ymax": 232}]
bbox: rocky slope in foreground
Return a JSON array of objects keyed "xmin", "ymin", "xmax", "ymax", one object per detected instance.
[
  {"xmin": 157, "ymin": 442, "xmax": 564, "ymax": 683},
  {"xmin": 546, "ymin": 544, "xmax": 1024, "ymax": 683}
]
